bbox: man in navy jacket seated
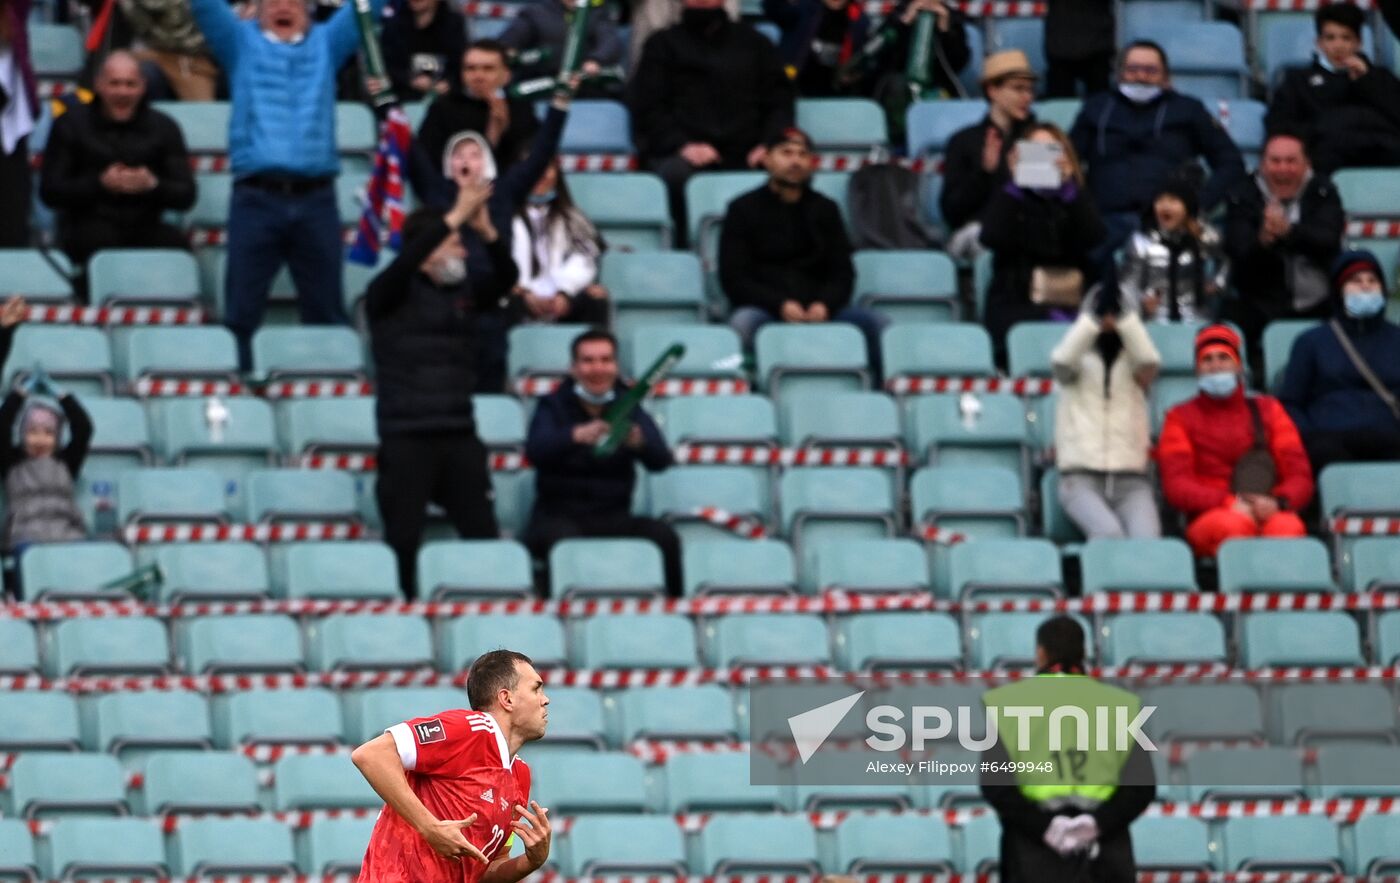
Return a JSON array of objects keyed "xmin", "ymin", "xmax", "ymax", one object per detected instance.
[{"xmin": 523, "ymin": 329, "xmax": 681, "ymax": 596}]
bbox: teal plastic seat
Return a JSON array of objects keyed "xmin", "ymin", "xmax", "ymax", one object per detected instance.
[
  {"xmin": 0, "ymin": 620, "xmax": 38, "ymax": 674},
  {"xmin": 155, "ymin": 543, "xmax": 269, "ymax": 602},
  {"xmin": 881, "ymin": 323, "xmax": 996, "ymax": 383},
  {"xmin": 1130, "ymin": 817, "xmax": 1213, "ymax": 870},
  {"xmin": 154, "ymin": 398, "xmax": 278, "ymax": 504},
  {"xmin": 273, "ymin": 754, "xmax": 381, "ymax": 811},
  {"xmin": 959, "ymin": 811, "xmax": 1000, "ymax": 872},
  {"xmin": 779, "ymin": 466, "xmax": 895, "ymax": 538},
  {"xmin": 438, "ymin": 613, "xmax": 565, "ymax": 671},
  {"xmin": 116, "ymin": 466, "xmax": 227, "ymax": 525},
  {"xmin": 533, "ymin": 686, "xmax": 608, "ymax": 750},
  {"xmin": 694, "ymin": 814, "xmax": 820, "ymax": 874},
  {"xmin": 0, "ymin": 692, "xmax": 81, "ymax": 750},
  {"xmin": 1378, "ymin": 610, "xmax": 1400, "ymax": 665},
  {"xmin": 549, "ymin": 538, "xmax": 667, "ymax": 598},
  {"xmin": 187, "ymin": 171, "xmax": 234, "ymax": 228},
  {"xmin": 299, "ymin": 816, "xmax": 376, "ymax": 874},
  {"xmin": 1353, "ymin": 815, "xmax": 1400, "ymax": 876},
  {"xmin": 0, "ymin": 818, "xmax": 37, "ymax": 878},
  {"xmin": 646, "ymin": 465, "xmax": 769, "ymax": 541},
  {"xmin": 3, "ymin": 325, "xmax": 113, "ymax": 395},
  {"xmin": 663, "ymin": 752, "xmax": 786, "ymax": 812},
  {"xmin": 755, "ymin": 323, "xmax": 870, "ymax": 397},
  {"xmin": 251, "ymin": 326, "xmax": 366, "ymax": 380},
  {"xmin": 571, "ymin": 613, "xmax": 699, "ymax": 669},
  {"xmin": 1032, "ymin": 98, "xmax": 1080, "ymax": 131},
  {"xmin": 45, "ymin": 616, "xmax": 168, "ymax": 676},
  {"xmin": 1101, "ymin": 613, "xmax": 1227, "ymax": 665},
  {"xmin": 493, "ymin": 467, "xmax": 536, "ymax": 537},
  {"xmin": 813, "ymin": 537, "xmax": 929, "ymax": 594},
  {"xmin": 908, "ymin": 392, "xmax": 1029, "ymax": 485},
  {"xmin": 276, "ymin": 397, "xmax": 377, "ymax": 458},
  {"xmin": 557, "ymin": 99, "xmax": 633, "ymax": 153},
  {"xmin": 703, "ymin": 613, "xmax": 831, "ymax": 667},
  {"xmin": 1271, "ymin": 684, "xmax": 1397, "ymax": 746},
  {"xmin": 1239, "ymin": 612, "xmax": 1363, "ymax": 667},
  {"xmin": 681, "ymin": 538, "xmax": 796, "ymax": 596},
  {"xmin": 1349, "ymin": 537, "xmax": 1400, "ymax": 592},
  {"xmin": 946, "ymin": 538, "xmax": 1062, "ymax": 600},
  {"xmin": 334, "ymin": 100, "xmax": 376, "ymax": 155},
  {"xmin": 8, "ymin": 752, "xmax": 126, "ymax": 818},
  {"xmin": 905, "ymin": 99, "xmax": 987, "ymax": 155},
  {"xmin": 568, "ymin": 172, "xmax": 672, "ymax": 251},
  {"xmin": 1320, "ymin": 462, "xmax": 1400, "ymax": 521},
  {"xmin": 117, "ymin": 326, "xmax": 239, "ymax": 381},
  {"xmin": 506, "ymin": 324, "xmax": 586, "ymax": 388},
  {"xmin": 797, "ymin": 98, "xmax": 888, "ymax": 149},
  {"xmin": 306, "ymin": 613, "xmax": 433, "ymax": 672},
  {"xmin": 1080, "ymin": 537, "xmax": 1197, "ymax": 593},
  {"xmin": 152, "ymin": 100, "xmax": 230, "ymax": 152},
  {"xmin": 212, "ymin": 688, "xmax": 344, "ymax": 747},
  {"xmin": 563, "ymin": 814, "xmax": 687, "ymax": 876},
  {"xmin": 1332, "ymin": 166, "xmax": 1398, "ymax": 216},
  {"xmin": 685, "ymin": 170, "xmax": 765, "ymax": 263},
  {"xmin": 275, "ymin": 541, "xmax": 399, "ymax": 600},
  {"xmin": 170, "ymin": 817, "xmax": 298, "ymax": 875},
  {"xmin": 1262, "ymin": 319, "xmax": 1319, "ymax": 391},
  {"xmin": 1007, "ymin": 322, "xmax": 1070, "ymax": 378},
  {"xmin": 179, "ymin": 614, "xmax": 303, "ymax": 674},
  {"xmin": 969, "ymin": 612, "xmax": 1092, "ymax": 670},
  {"xmin": 243, "ymin": 468, "xmax": 359, "ymax": 523},
  {"xmin": 27, "ymin": 23, "xmax": 84, "ymax": 76},
  {"xmin": 79, "ymin": 395, "xmax": 154, "ymax": 490},
  {"xmin": 781, "ymin": 391, "xmax": 901, "ymax": 449},
  {"xmin": 88, "ymin": 691, "xmax": 213, "ymax": 755},
  {"xmin": 658, "ymin": 394, "xmax": 775, "ymax": 446},
  {"xmin": 853, "ymin": 249, "xmax": 959, "ymax": 323},
  {"xmin": 833, "ymin": 814, "xmax": 955, "ymax": 873},
  {"xmin": 1183, "ymin": 747, "xmax": 1307, "ymax": 802},
  {"xmin": 45, "ymin": 817, "xmax": 168, "ymax": 879},
  {"xmin": 474, "ymin": 394, "xmax": 526, "ymax": 450},
  {"xmin": 910, "ymin": 465, "xmax": 1025, "ymax": 537},
  {"xmin": 601, "ymin": 251, "xmax": 705, "ymax": 337},
  {"xmin": 626, "ymin": 324, "xmax": 745, "ymax": 383},
  {"xmin": 416, "ymin": 539, "xmax": 534, "ymax": 600},
  {"xmin": 526, "ymin": 750, "xmax": 649, "ymax": 813},
  {"xmin": 1144, "ymin": 322, "xmax": 1211, "ymax": 377},
  {"xmin": 1221, "ymin": 816, "xmax": 1343, "ymax": 872},
  {"xmin": 87, "ymin": 249, "xmax": 200, "ymax": 306},
  {"xmin": 1217, "ymin": 537, "xmax": 1335, "ymax": 593},
  {"xmin": 1315, "ymin": 745, "xmax": 1400, "ymax": 799},
  {"xmin": 140, "ymin": 751, "xmax": 260, "ymax": 814},
  {"xmin": 834, "ymin": 612, "xmax": 962, "ymax": 671},
  {"xmin": 0, "ymin": 248, "xmax": 75, "ymax": 300},
  {"xmin": 342, "ymin": 687, "xmax": 468, "ymax": 745},
  {"xmin": 1145, "ymin": 684, "xmax": 1265, "ymax": 745},
  {"xmin": 613, "ymin": 685, "xmax": 737, "ymax": 742}
]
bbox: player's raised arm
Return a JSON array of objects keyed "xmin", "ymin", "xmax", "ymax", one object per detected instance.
[{"xmin": 351, "ymin": 732, "xmax": 490, "ymax": 862}]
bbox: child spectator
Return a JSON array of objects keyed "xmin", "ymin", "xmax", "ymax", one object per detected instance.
[
  {"xmin": 508, "ymin": 159, "xmax": 609, "ymax": 326},
  {"xmin": 0, "ymin": 373, "xmax": 92, "ymax": 552},
  {"xmin": 1118, "ymin": 179, "xmax": 1227, "ymax": 323}
]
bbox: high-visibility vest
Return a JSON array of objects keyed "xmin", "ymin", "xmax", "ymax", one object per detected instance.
[{"xmin": 982, "ymin": 674, "xmax": 1141, "ymax": 807}]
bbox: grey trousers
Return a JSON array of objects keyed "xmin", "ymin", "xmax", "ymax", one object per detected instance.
[{"xmin": 1057, "ymin": 471, "xmax": 1161, "ymax": 540}]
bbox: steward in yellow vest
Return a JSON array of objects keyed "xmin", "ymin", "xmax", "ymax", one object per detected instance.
[{"xmin": 978, "ymin": 616, "xmax": 1156, "ymax": 883}]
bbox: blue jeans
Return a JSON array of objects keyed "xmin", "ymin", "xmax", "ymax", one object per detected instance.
[
  {"xmin": 225, "ymin": 181, "xmax": 348, "ymax": 369},
  {"xmin": 729, "ymin": 305, "xmax": 891, "ymax": 383}
]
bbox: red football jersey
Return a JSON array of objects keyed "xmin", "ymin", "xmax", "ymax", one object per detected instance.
[{"xmin": 358, "ymin": 709, "xmax": 532, "ymax": 882}]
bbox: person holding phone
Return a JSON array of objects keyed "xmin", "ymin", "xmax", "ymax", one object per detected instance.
[{"xmin": 978, "ymin": 122, "xmax": 1105, "ymax": 366}]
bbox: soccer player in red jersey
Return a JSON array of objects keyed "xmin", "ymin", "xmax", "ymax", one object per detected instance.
[{"xmin": 352, "ymin": 649, "xmax": 552, "ymax": 882}]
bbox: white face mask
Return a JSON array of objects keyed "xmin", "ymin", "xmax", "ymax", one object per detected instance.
[
  {"xmin": 1119, "ymin": 83, "xmax": 1163, "ymax": 104},
  {"xmin": 429, "ymin": 256, "xmax": 467, "ymax": 286}
]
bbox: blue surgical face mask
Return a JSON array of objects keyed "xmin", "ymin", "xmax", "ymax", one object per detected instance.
[
  {"xmin": 1344, "ymin": 289, "xmax": 1386, "ymax": 319},
  {"xmin": 1119, "ymin": 83, "xmax": 1163, "ymax": 104},
  {"xmin": 528, "ymin": 190, "xmax": 556, "ymax": 206},
  {"xmin": 574, "ymin": 383, "xmax": 615, "ymax": 406},
  {"xmin": 1198, "ymin": 370, "xmax": 1239, "ymax": 398}
]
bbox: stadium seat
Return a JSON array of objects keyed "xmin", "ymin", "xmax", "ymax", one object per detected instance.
[
  {"xmin": 243, "ymin": 468, "xmax": 359, "ymax": 523},
  {"xmin": 342, "ymin": 688, "xmax": 470, "ymax": 745},
  {"xmin": 116, "ymin": 326, "xmax": 240, "ymax": 382},
  {"xmin": 908, "ymin": 392, "xmax": 1030, "ymax": 487},
  {"xmin": 1261, "ymin": 319, "xmax": 1318, "ymax": 391},
  {"xmin": 154, "ymin": 543, "xmax": 269, "ymax": 603},
  {"xmin": 277, "ymin": 397, "xmax": 377, "ymax": 460},
  {"xmin": 571, "ymin": 613, "xmax": 700, "ymax": 669},
  {"xmin": 171, "ymin": 817, "xmax": 299, "ymax": 875},
  {"xmin": 987, "ymin": 15, "xmax": 1046, "ymax": 74},
  {"xmin": 703, "ymin": 613, "xmax": 831, "ymax": 667},
  {"xmin": 77, "ymin": 395, "xmax": 155, "ymax": 493},
  {"xmin": 797, "ymin": 97, "xmax": 889, "ymax": 149},
  {"xmin": 155, "ymin": 397, "xmax": 278, "ymax": 503},
  {"xmin": 958, "ymin": 810, "xmax": 1000, "ymax": 872},
  {"xmin": 506, "ymin": 324, "xmax": 584, "ymax": 389},
  {"xmin": 20, "ymin": 541, "xmax": 134, "ymax": 601},
  {"xmin": 474, "ymin": 394, "xmax": 527, "ymax": 451},
  {"xmin": 881, "ymin": 323, "xmax": 996, "ymax": 383},
  {"xmin": 0, "ymin": 692, "xmax": 81, "ymax": 751},
  {"xmin": 853, "ymin": 249, "xmax": 959, "ymax": 323},
  {"xmin": 568, "ymin": 173, "xmax": 672, "ymax": 251},
  {"xmin": 906, "ymin": 99, "xmax": 987, "ymax": 156},
  {"xmin": 833, "ymin": 814, "xmax": 956, "ymax": 873},
  {"xmin": 178, "ymin": 614, "xmax": 304, "ymax": 674},
  {"xmin": 646, "ymin": 466, "xmax": 770, "ymax": 542},
  {"xmin": 1377, "ymin": 610, "xmax": 1400, "ymax": 666},
  {"xmin": 117, "ymin": 466, "xmax": 228, "ymax": 525},
  {"xmin": 625, "ymin": 324, "xmax": 746, "ymax": 384},
  {"xmin": 140, "ymin": 751, "xmax": 261, "ymax": 815},
  {"xmin": 812, "ymin": 537, "xmax": 929, "ymax": 594},
  {"xmin": 684, "ymin": 170, "xmax": 764, "ymax": 263},
  {"xmin": 0, "ymin": 248, "xmax": 75, "ymax": 300},
  {"xmin": 780, "ymin": 391, "xmax": 902, "ymax": 452},
  {"xmin": 563, "ymin": 814, "xmax": 687, "ymax": 876},
  {"xmin": 1183, "ymin": 747, "xmax": 1308, "ymax": 802},
  {"xmin": 0, "ymin": 817, "xmax": 37, "ymax": 878},
  {"xmin": 1320, "ymin": 462, "xmax": 1400, "ymax": 525},
  {"xmin": 1220, "ymin": 816, "xmax": 1343, "ymax": 872},
  {"xmin": 1101, "ymin": 613, "xmax": 1228, "ymax": 665},
  {"xmin": 945, "ymin": 537, "xmax": 1063, "ymax": 600},
  {"xmin": 600, "ymin": 251, "xmax": 705, "ymax": 337},
  {"xmin": 416, "ymin": 539, "xmax": 534, "ymax": 600},
  {"xmin": 681, "ymin": 538, "xmax": 796, "ymax": 596},
  {"xmin": 1080, "ymin": 537, "xmax": 1198, "ymax": 593},
  {"xmin": 833, "ymin": 612, "xmax": 962, "ymax": 671},
  {"xmin": 658, "ymin": 394, "xmax": 776, "ymax": 447},
  {"xmin": 1130, "ymin": 817, "xmax": 1213, "ymax": 871},
  {"xmin": 694, "ymin": 814, "xmax": 821, "ymax": 874},
  {"xmin": 439, "ymin": 614, "xmax": 565, "ymax": 673},
  {"xmin": 87, "ymin": 691, "xmax": 213, "ymax": 756},
  {"xmin": 1145, "ymin": 684, "xmax": 1265, "ymax": 745},
  {"xmin": 556, "ymin": 99, "xmax": 632, "ymax": 153},
  {"xmin": 273, "ymin": 754, "xmax": 381, "ymax": 811},
  {"xmin": 251, "ymin": 327, "xmax": 366, "ymax": 380},
  {"xmin": 274, "ymin": 541, "xmax": 400, "ymax": 600},
  {"xmin": 969, "ymin": 612, "xmax": 1091, "ymax": 670},
  {"xmin": 549, "ymin": 538, "xmax": 667, "ymax": 598},
  {"xmin": 1353, "ymin": 814, "xmax": 1400, "ymax": 876},
  {"xmin": 910, "ymin": 465, "xmax": 1025, "ymax": 538},
  {"xmin": 780, "ymin": 466, "xmax": 895, "ymax": 578},
  {"xmin": 1214, "ymin": 98, "xmax": 1267, "ymax": 163},
  {"xmin": 663, "ymin": 752, "xmax": 786, "ymax": 812},
  {"xmin": 1032, "ymin": 98, "xmax": 1081, "ymax": 131},
  {"xmin": 212, "ymin": 688, "xmax": 344, "ymax": 748},
  {"xmin": 87, "ymin": 249, "xmax": 200, "ymax": 306},
  {"xmin": 1345, "ymin": 536, "xmax": 1400, "ymax": 595},
  {"xmin": 1217, "ymin": 537, "xmax": 1335, "ymax": 593},
  {"xmin": 28, "ymin": 22, "xmax": 83, "ymax": 76},
  {"xmin": 1007, "ymin": 322, "xmax": 1069, "ymax": 378},
  {"xmin": 153, "ymin": 100, "xmax": 230, "ymax": 152},
  {"xmin": 527, "ymin": 750, "xmax": 649, "ymax": 813},
  {"xmin": 45, "ymin": 817, "xmax": 168, "ymax": 878},
  {"xmin": 755, "ymin": 323, "xmax": 870, "ymax": 397},
  {"xmin": 2, "ymin": 325, "xmax": 113, "ymax": 396},
  {"xmin": 0, "ymin": 620, "xmax": 38, "ymax": 675},
  {"xmin": 529, "ymin": 686, "xmax": 609, "ymax": 751},
  {"xmin": 1239, "ymin": 612, "xmax": 1363, "ymax": 667},
  {"xmin": 299, "ymin": 816, "xmax": 376, "ymax": 874},
  {"xmin": 1315, "ymin": 745, "xmax": 1400, "ymax": 799},
  {"xmin": 493, "ymin": 466, "xmax": 536, "ymax": 538},
  {"xmin": 44, "ymin": 616, "xmax": 168, "ymax": 676},
  {"xmin": 1271, "ymin": 683, "xmax": 1397, "ymax": 745},
  {"xmin": 613, "ymin": 685, "xmax": 738, "ymax": 743},
  {"xmin": 306, "ymin": 613, "xmax": 433, "ymax": 671},
  {"xmin": 1131, "ymin": 21, "xmax": 1247, "ymax": 99},
  {"xmin": 7, "ymin": 752, "xmax": 126, "ymax": 818}
]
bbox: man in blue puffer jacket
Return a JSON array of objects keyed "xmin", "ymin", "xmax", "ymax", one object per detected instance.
[
  {"xmin": 192, "ymin": 0, "xmax": 385, "ymax": 369},
  {"xmin": 1278, "ymin": 250, "xmax": 1400, "ymax": 473}
]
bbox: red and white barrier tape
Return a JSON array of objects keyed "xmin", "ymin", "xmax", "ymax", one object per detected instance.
[
  {"xmin": 917, "ymin": 523, "xmax": 970, "ymax": 546},
  {"xmin": 866, "ymin": 0, "xmax": 1046, "ymax": 14},
  {"xmin": 36, "ymin": 78, "xmax": 77, "ymax": 99},
  {"xmin": 1239, "ymin": 0, "xmax": 1372, "ymax": 7},
  {"xmin": 24, "ymin": 305, "xmax": 204, "ymax": 326},
  {"xmin": 189, "ymin": 154, "xmax": 233, "ymax": 172},
  {"xmin": 261, "ymin": 380, "xmax": 373, "ymax": 399},
  {"xmin": 514, "ymin": 376, "xmax": 563, "ymax": 396},
  {"xmin": 693, "ymin": 506, "xmax": 769, "ymax": 539},
  {"xmin": 887, "ymin": 375, "xmax": 1056, "ymax": 396},
  {"xmin": 514, "ymin": 376, "xmax": 749, "ymax": 398},
  {"xmin": 673, "ymin": 445, "xmax": 910, "ymax": 467},
  {"xmin": 560, "ymin": 153, "xmax": 638, "ymax": 172},
  {"xmin": 133, "ymin": 378, "xmax": 245, "ymax": 397},
  {"xmin": 121, "ymin": 522, "xmax": 367, "ymax": 544},
  {"xmin": 1331, "ymin": 516, "xmax": 1400, "ymax": 536},
  {"xmin": 301, "ymin": 452, "xmax": 377, "ymax": 471},
  {"xmin": 190, "ymin": 228, "xmax": 357, "ymax": 247},
  {"xmin": 1346, "ymin": 219, "xmax": 1400, "ymax": 239}
]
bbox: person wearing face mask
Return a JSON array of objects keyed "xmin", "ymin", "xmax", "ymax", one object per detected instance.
[
  {"xmin": 1157, "ymin": 324, "xmax": 1313, "ymax": 558},
  {"xmin": 523, "ymin": 329, "xmax": 681, "ymax": 597},
  {"xmin": 508, "ymin": 159, "xmax": 609, "ymax": 326},
  {"xmin": 365, "ymin": 182, "xmax": 517, "ymax": 596},
  {"xmin": 1278, "ymin": 250, "xmax": 1400, "ymax": 472},
  {"xmin": 1069, "ymin": 41, "xmax": 1245, "ymax": 269}
]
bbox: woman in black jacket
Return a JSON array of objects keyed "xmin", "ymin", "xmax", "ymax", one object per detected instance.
[{"xmin": 979, "ymin": 122, "xmax": 1105, "ymax": 366}]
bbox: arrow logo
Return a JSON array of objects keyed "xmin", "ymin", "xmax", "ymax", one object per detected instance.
[{"xmin": 787, "ymin": 691, "xmax": 865, "ymax": 764}]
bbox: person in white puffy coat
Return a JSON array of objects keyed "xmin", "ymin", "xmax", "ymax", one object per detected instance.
[{"xmin": 1050, "ymin": 283, "xmax": 1163, "ymax": 539}]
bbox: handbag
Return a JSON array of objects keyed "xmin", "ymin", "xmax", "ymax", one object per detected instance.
[
  {"xmin": 1330, "ymin": 319, "xmax": 1400, "ymax": 423},
  {"xmin": 1030, "ymin": 267, "xmax": 1085, "ymax": 308},
  {"xmin": 1232, "ymin": 397, "xmax": 1278, "ymax": 496}
]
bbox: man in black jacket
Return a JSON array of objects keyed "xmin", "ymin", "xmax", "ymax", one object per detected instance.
[
  {"xmin": 629, "ymin": 0, "xmax": 795, "ymax": 246},
  {"xmin": 366, "ymin": 182, "xmax": 519, "ymax": 596},
  {"xmin": 522, "ymin": 329, "xmax": 681, "ymax": 596},
  {"xmin": 377, "ymin": 0, "xmax": 467, "ymax": 101},
  {"xmin": 1224, "ymin": 131, "xmax": 1344, "ymax": 374},
  {"xmin": 1265, "ymin": 2, "xmax": 1400, "ymax": 175},
  {"xmin": 38, "ymin": 51, "xmax": 195, "ymax": 272},
  {"xmin": 1043, "ymin": 0, "xmax": 1114, "ymax": 98}
]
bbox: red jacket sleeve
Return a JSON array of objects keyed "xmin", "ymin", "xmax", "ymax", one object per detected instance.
[
  {"xmin": 1260, "ymin": 395, "xmax": 1315, "ymax": 511},
  {"xmin": 1156, "ymin": 405, "xmax": 1232, "ymax": 516}
]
